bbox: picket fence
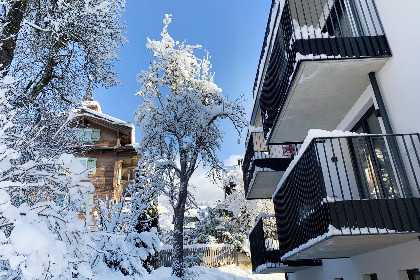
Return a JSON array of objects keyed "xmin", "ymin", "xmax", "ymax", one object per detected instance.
[
  {"xmin": 0, "ymin": 245, "xmax": 238, "ymax": 271},
  {"xmin": 155, "ymin": 244, "xmax": 239, "ymax": 268}
]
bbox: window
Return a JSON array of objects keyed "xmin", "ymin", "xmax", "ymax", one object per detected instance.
[
  {"xmin": 77, "ymin": 157, "xmax": 97, "ymax": 175},
  {"xmin": 78, "ymin": 158, "xmax": 88, "ymax": 169},
  {"xmin": 83, "ymin": 129, "xmax": 92, "ymax": 142},
  {"xmin": 117, "ymin": 165, "xmax": 122, "ymax": 185},
  {"xmin": 87, "ymin": 158, "xmax": 97, "ymax": 175},
  {"xmin": 76, "ymin": 128, "xmax": 101, "ymax": 142},
  {"xmin": 350, "ymin": 106, "xmax": 399, "ymax": 199},
  {"xmin": 55, "ymin": 194, "xmax": 67, "ymax": 207},
  {"xmin": 363, "ymin": 274, "xmax": 378, "ymax": 280},
  {"xmin": 408, "ymin": 269, "xmax": 420, "ymax": 280},
  {"xmin": 79, "ymin": 193, "xmax": 94, "ymax": 215}
]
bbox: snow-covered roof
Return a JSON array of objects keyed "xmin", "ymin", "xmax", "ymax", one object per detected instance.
[
  {"xmin": 185, "ymin": 206, "xmax": 208, "ymax": 218},
  {"xmin": 81, "ymin": 100, "xmax": 102, "ymax": 113},
  {"xmin": 77, "ymin": 107, "xmax": 134, "ymax": 129},
  {"xmin": 215, "ymin": 224, "xmax": 225, "ymax": 230},
  {"xmin": 185, "ymin": 208, "xmax": 199, "ymax": 218},
  {"xmin": 73, "ymin": 102, "xmax": 136, "ymax": 144}
]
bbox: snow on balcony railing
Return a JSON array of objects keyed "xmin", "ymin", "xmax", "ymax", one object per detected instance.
[
  {"xmin": 272, "ymin": 130, "xmax": 420, "ymax": 260},
  {"xmin": 249, "ymin": 215, "xmax": 282, "ymax": 272},
  {"xmin": 249, "ymin": 214, "xmax": 322, "ymax": 272},
  {"xmin": 256, "ymin": 0, "xmax": 391, "ymax": 137}
]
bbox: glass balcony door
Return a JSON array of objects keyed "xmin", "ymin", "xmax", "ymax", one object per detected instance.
[{"xmin": 351, "ymin": 107, "xmax": 400, "ymax": 199}]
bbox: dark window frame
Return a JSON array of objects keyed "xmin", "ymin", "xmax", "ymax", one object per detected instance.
[
  {"xmin": 349, "ymin": 106, "xmax": 380, "ymax": 199},
  {"xmin": 350, "ymin": 105, "xmax": 377, "ymax": 133},
  {"xmin": 408, "ymin": 269, "xmax": 420, "ymax": 280}
]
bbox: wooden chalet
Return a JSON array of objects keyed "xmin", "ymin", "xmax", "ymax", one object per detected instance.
[{"xmin": 73, "ymin": 96, "xmax": 139, "ymax": 212}]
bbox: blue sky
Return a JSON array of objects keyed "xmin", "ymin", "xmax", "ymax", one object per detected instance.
[{"xmin": 94, "ymin": 1, "xmax": 271, "ymax": 202}]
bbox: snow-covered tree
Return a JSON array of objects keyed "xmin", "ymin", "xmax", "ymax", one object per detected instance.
[
  {"xmin": 2, "ymin": 0, "xmax": 126, "ymax": 92},
  {"xmin": 0, "ymin": 0, "xmax": 127, "ymax": 184},
  {"xmin": 0, "ymin": 1, "xmax": 127, "ymax": 278},
  {"xmin": 184, "ymin": 206, "xmax": 231, "ymax": 245},
  {"xmin": 134, "ymin": 14, "xmax": 245, "ymax": 278},
  {"xmin": 0, "ymin": 0, "xmax": 126, "ymax": 172},
  {"xmin": 222, "ymin": 165, "xmax": 274, "ymax": 238},
  {"xmin": 5, "ymin": 0, "xmax": 126, "ymax": 165},
  {"xmin": 185, "ymin": 165, "xmax": 274, "ymax": 255},
  {"xmin": 0, "ymin": 77, "xmax": 97, "ymax": 279}
]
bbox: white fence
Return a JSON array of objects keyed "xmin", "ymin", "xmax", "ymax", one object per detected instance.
[{"xmin": 156, "ymin": 244, "xmax": 239, "ymax": 268}]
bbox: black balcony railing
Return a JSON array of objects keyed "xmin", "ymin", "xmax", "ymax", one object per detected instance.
[
  {"xmin": 257, "ymin": 0, "xmax": 391, "ymax": 136},
  {"xmin": 273, "ymin": 133, "xmax": 420, "ymax": 260},
  {"xmin": 243, "ymin": 132, "xmax": 265, "ymax": 197},
  {"xmin": 249, "ymin": 215, "xmax": 321, "ymax": 272},
  {"xmin": 242, "ymin": 132, "xmax": 299, "ymax": 198}
]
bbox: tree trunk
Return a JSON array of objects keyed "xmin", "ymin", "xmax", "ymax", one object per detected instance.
[
  {"xmin": 0, "ymin": 0, "xmax": 29, "ymax": 76},
  {"xmin": 171, "ymin": 179, "xmax": 188, "ymax": 278},
  {"xmin": 29, "ymin": 46, "xmax": 58, "ymax": 101}
]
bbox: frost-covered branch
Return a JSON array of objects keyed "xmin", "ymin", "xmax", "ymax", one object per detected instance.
[{"xmin": 134, "ymin": 14, "xmax": 245, "ymax": 278}]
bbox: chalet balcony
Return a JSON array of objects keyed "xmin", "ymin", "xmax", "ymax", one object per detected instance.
[
  {"xmin": 249, "ymin": 215, "xmax": 321, "ymax": 273},
  {"xmin": 273, "ymin": 133, "xmax": 420, "ymax": 261},
  {"xmin": 257, "ymin": 0, "xmax": 391, "ymax": 143},
  {"xmin": 242, "ymin": 132, "xmax": 297, "ymax": 199}
]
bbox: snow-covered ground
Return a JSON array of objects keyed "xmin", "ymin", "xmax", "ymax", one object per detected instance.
[
  {"xmin": 148, "ymin": 265, "xmax": 285, "ymax": 280},
  {"xmin": 93, "ymin": 265, "xmax": 285, "ymax": 280}
]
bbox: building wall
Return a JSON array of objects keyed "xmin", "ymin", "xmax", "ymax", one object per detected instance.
[
  {"xmin": 75, "ymin": 118, "xmax": 138, "ymax": 205},
  {"xmin": 335, "ymin": 0, "xmax": 420, "ymax": 135},
  {"xmin": 81, "ymin": 121, "xmax": 119, "ymax": 147},
  {"xmin": 288, "ymin": 239, "xmax": 420, "ymax": 280},
  {"xmin": 284, "ymin": 3, "xmax": 420, "ymax": 279},
  {"xmin": 84, "ymin": 149, "xmax": 138, "ymax": 202},
  {"xmin": 369, "ymin": 0, "xmax": 420, "ymax": 135},
  {"xmin": 251, "ymin": 1, "xmax": 420, "ymax": 277}
]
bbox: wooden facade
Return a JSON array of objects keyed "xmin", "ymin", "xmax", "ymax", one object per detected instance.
[{"xmin": 73, "ymin": 100, "xmax": 139, "ymax": 208}]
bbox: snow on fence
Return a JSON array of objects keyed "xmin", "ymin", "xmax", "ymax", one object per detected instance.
[{"xmin": 155, "ymin": 244, "xmax": 239, "ymax": 268}]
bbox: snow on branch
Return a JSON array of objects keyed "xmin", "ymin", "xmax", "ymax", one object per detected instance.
[{"xmin": 134, "ymin": 15, "xmax": 246, "ymax": 277}]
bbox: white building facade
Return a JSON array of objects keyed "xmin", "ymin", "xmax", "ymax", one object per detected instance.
[{"xmin": 245, "ymin": 0, "xmax": 420, "ymax": 279}]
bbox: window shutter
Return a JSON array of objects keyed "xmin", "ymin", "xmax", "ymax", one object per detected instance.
[
  {"xmin": 87, "ymin": 158, "xmax": 97, "ymax": 175},
  {"xmin": 86, "ymin": 194, "xmax": 94, "ymax": 215},
  {"xmin": 91, "ymin": 129, "xmax": 101, "ymax": 141}
]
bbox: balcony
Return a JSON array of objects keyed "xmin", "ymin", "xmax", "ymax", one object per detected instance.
[
  {"xmin": 242, "ymin": 132, "xmax": 297, "ymax": 199},
  {"xmin": 249, "ymin": 215, "xmax": 321, "ymax": 273},
  {"xmin": 255, "ymin": 0, "xmax": 391, "ymax": 143},
  {"xmin": 273, "ymin": 133, "xmax": 420, "ymax": 261}
]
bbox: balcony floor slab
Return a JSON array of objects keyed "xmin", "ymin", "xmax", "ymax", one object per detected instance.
[
  {"xmin": 256, "ymin": 264, "xmax": 316, "ymax": 274},
  {"xmin": 247, "ymin": 170, "xmax": 285, "ymax": 199},
  {"xmin": 285, "ymin": 232, "xmax": 420, "ymax": 261},
  {"xmin": 269, "ymin": 57, "xmax": 389, "ymax": 144}
]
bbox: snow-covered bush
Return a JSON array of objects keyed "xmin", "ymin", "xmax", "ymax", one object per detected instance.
[
  {"xmin": 0, "ymin": 80, "xmax": 95, "ymax": 278},
  {"xmin": 91, "ymin": 158, "xmax": 161, "ymax": 277},
  {"xmin": 185, "ymin": 165, "xmax": 274, "ymax": 255}
]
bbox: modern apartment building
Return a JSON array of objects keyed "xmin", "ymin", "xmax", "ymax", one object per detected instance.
[{"xmin": 244, "ymin": 0, "xmax": 420, "ymax": 279}]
